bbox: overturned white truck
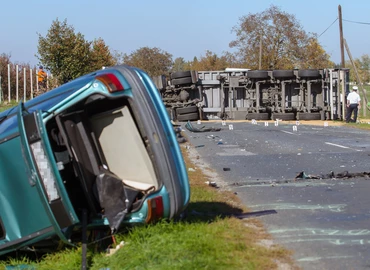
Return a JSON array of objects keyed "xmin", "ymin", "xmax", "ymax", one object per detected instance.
[{"xmin": 153, "ymin": 68, "xmax": 350, "ymax": 121}]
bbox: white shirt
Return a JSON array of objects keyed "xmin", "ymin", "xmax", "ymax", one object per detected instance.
[{"xmin": 347, "ymin": 91, "xmax": 361, "ymax": 104}]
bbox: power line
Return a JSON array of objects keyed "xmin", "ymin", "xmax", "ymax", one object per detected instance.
[
  {"xmin": 343, "ymin": 19, "xmax": 370, "ymax": 25},
  {"xmin": 318, "ymin": 18, "xmax": 338, "ymax": 37}
]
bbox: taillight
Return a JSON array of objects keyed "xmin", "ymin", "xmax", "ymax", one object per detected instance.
[
  {"xmin": 145, "ymin": 196, "xmax": 164, "ymax": 223},
  {"xmin": 95, "ymin": 73, "xmax": 124, "ymax": 93}
]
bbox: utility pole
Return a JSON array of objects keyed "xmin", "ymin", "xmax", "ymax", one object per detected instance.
[
  {"xmin": 259, "ymin": 34, "xmax": 262, "ymax": 70},
  {"xmin": 338, "ymin": 5, "xmax": 345, "ymax": 68},
  {"xmin": 338, "ymin": 5, "xmax": 346, "ymax": 120}
]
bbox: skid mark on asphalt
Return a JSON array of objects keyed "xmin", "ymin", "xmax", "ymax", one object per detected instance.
[
  {"xmin": 248, "ymin": 203, "xmax": 346, "ymax": 212},
  {"xmin": 297, "ymin": 255, "xmax": 353, "ymax": 262},
  {"xmin": 270, "ymin": 228, "xmax": 370, "ymax": 236},
  {"xmin": 216, "ymin": 145, "xmax": 256, "ymax": 156},
  {"xmin": 280, "ymin": 130, "xmax": 298, "ymax": 135},
  {"xmin": 325, "ymin": 142, "xmax": 363, "ymax": 152},
  {"xmin": 269, "ymin": 228, "xmax": 370, "ymax": 247},
  {"xmin": 280, "ymin": 238, "xmax": 370, "ymax": 246}
]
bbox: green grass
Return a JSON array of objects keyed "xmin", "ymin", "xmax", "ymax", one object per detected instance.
[
  {"xmin": 0, "ymin": 100, "xmax": 18, "ymax": 113},
  {"xmin": 0, "ymin": 146, "xmax": 295, "ymax": 270},
  {"xmin": 359, "ymin": 85, "xmax": 370, "ymax": 117}
]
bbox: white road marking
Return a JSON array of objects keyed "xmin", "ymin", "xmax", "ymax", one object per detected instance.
[
  {"xmin": 297, "ymin": 255, "xmax": 353, "ymax": 262},
  {"xmin": 281, "ymin": 130, "xmax": 296, "ymax": 135},
  {"xmin": 325, "ymin": 142, "xmax": 363, "ymax": 152}
]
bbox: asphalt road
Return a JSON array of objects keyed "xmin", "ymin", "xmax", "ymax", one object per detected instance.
[{"xmin": 183, "ymin": 120, "xmax": 370, "ymax": 270}]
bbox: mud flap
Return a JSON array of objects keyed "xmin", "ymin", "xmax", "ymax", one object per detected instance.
[{"xmin": 95, "ymin": 169, "xmax": 139, "ymax": 232}]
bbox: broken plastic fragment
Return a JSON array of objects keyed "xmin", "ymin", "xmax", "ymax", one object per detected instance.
[{"xmin": 185, "ymin": 121, "xmax": 221, "ymax": 132}]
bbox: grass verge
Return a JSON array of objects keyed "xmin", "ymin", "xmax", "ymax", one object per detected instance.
[
  {"xmin": 0, "ymin": 145, "xmax": 297, "ymax": 270},
  {"xmin": 0, "ymin": 100, "xmax": 18, "ymax": 113}
]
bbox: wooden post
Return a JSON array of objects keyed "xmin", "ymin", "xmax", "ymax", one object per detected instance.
[
  {"xmin": 259, "ymin": 34, "xmax": 262, "ymax": 70},
  {"xmin": 7, "ymin": 64, "xmax": 10, "ymax": 103},
  {"xmin": 363, "ymin": 89, "xmax": 366, "ymax": 117},
  {"xmin": 16, "ymin": 65, "xmax": 19, "ymax": 102},
  {"xmin": 338, "ymin": 5, "xmax": 345, "ymax": 68},
  {"xmin": 23, "ymin": 68, "xmax": 26, "ymax": 102},
  {"xmin": 338, "ymin": 5, "xmax": 346, "ymax": 119},
  {"xmin": 344, "ymin": 39, "xmax": 368, "ymax": 115},
  {"xmin": 30, "ymin": 69, "xmax": 33, "ymax": 99}
]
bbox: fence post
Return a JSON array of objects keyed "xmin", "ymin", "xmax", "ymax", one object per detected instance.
[
  {"xmin": 24, "ymin": 68, "xmax": 26, "ymax": 102},
  {"xmin": 36, "ymin": 69, "xmax": 39, "ymax": 95},
  {"xmin": 0, "ymin": 75, "xmax": 2, "ymax": 103},
  {"xmin": 7, "ymin": 64, "xmax": 10, "ymax": 103},
  {"xmin": 363, "ymin": 88, "xmax": 367, "ymax": 118},
  {"xmin": 30, "ymin": 68, "xmax": 33, "ymax": 99},
  {"xmin": 16, "ymin": 65, "xmax": 19, "ymax": 102}
]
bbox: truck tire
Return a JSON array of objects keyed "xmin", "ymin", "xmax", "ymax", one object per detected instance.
[
  {"xmin": 176, "ymin": 106, "xmax": 198, "ymax": 115},
  {"xmin": 298, "ymin": 69, "xmax": 321, "ymax": 78},
  {"xmin": 177, "ymin": 112, "xmax": 199, "ymax": 122},
  {"xmin": 297, "ymin": 112, "xmax": 321, "ymax": 120},
  {"xmin": 271, "ymin": 112, "xmax": 295, "ymax": 120},
  {"xmin": 245, "ymin": 112, "xmax": 270, "ymax": 120},
  {"xmin": 247, "ymin": 70, "xmax": 269, "ymax": 79},
  {"xmin": 170, "ymin": 71, "xmax": 192, "ymax": 79},
  {"xmin": 272, "ymin": 70, "xmax": 295, "ymax": 79},
  {"xmin": 172, "ymin": 77, "xmax": 193, "ymax": 86}
]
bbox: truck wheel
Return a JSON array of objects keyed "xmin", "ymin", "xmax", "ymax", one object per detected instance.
[
  {"xmin": 297, "ymin": 112, "xmax": 321, "ymax": 120},
  {"xmin": 245, "ymin": 112, "xmax": 270, "ymax": 120},
  {"xmin": 177, "ymin": 112, "xmax": 199, "ymax": 122},
  {"xmin": 247, "ymin": 70, "xmax": 269, "ymax": 79},
  {"xmin": 172, "ymin": 77, "xmax": 193, "ymax": 86},
  {"xmin": 272, "ymin": 70, "xmax": 295, "ymax": 79},
  {"xmin": 271, "ymin": 113, "xmax": 295, "ymax": 120},
  {"xmin": 170, "ymin": 71, "xmax": 192, "ymax": 79},
  {"xmin": 176, "ymin": 106, "xmax": 198, "ymax": 115},
  {"xmin": 298, "ymin": 69, "xmax": 321, "ymax": 78}
]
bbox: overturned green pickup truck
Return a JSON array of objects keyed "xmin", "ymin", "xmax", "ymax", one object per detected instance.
[{"xmin": 0, "ymin": 65, "xmax": 190, "ymax": 256}]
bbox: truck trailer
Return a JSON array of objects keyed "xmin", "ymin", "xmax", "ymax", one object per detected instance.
[{"xmin": 153, "ymin": 68, "xmax": 350, "ymax": 122}]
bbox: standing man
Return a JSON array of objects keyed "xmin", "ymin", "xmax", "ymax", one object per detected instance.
[
  {"xmin": 37, "ymin": 66, "xmax": 47, "ymax": 89},
  {"xmin": 346, "ymin": 85, "xmax": 361, "ymax": 123}
]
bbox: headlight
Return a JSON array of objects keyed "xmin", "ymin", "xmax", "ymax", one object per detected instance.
[{"xmin": 30, "ymin": 141, "xmax": 60, "ymax": 202}]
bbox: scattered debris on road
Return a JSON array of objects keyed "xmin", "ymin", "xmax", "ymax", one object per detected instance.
[
  {"xmin": 185, "ymin": 121, "xmax": 222, "ymax": 132},
  {"xmin": 205, "ymin": 181, "xmax": 218, "ymax": 188},
  {"xmin": 195, "ymin": 144, "xmax": 205, "ymax": 148},
  {"xmin": 295, "ymin": 170, "xmax": 370, "ymax": 180}
]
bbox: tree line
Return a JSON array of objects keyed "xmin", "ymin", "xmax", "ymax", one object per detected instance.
[{"xmin": 1, "ymin": 5, "xmax": 369, "ymax": 99}]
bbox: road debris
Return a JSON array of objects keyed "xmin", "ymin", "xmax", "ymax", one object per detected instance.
[
  {"xmin": 195, "ymin": 144, "xmax": 205, "ymax": 148},
  {"xmin": 205, "ymin": 181, "xmax": 218, "ymax": 187},
  {"xmin": 295, "ymin": 170, "xmax": 370, "ymax": 180},
  {"xmin": 106, "ymin": 241, "xmax": 125, "ymax": 257},
  {"xmin": 185, "ymin": 121, "xmax": 222, "ymax": 132},
  {"xmin": 223, "ymin": 168, "xmax": 231, "ymax": 171}
]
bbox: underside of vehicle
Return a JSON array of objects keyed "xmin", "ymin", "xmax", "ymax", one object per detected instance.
[{"xmin": 46, "ymin": 94, "xmax": 161, "ymax": 233}]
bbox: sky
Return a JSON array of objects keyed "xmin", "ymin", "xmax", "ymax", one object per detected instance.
[{"xmin": 1, "ymin": 0, "xmax": 369, "ymax": 67}]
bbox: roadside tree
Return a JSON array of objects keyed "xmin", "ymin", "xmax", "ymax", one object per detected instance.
[
  {"xmin": 37, "ymin": 19, "xmax": 116, "ymax": 84},
  {"xmin": 347, "ymin": 54, "xmax": 370, "ymax": 84},
  {"xmin": 123, "ymin": 47, "xmax": 173, "ymax": 77},
  {"xmin": 90, "ymin": 38, "xmax": 117, "ymax": 70},
  {"xmin": 184, "ymin": 51, "xmax": 239, "ymax": 71},
  {"xmin": 172, "ymin": 57, "xmax": 187, "ymax": 72},
  {"xmin": 229, "ymin": 5, "xmax": 332, "ymax": 69}
]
